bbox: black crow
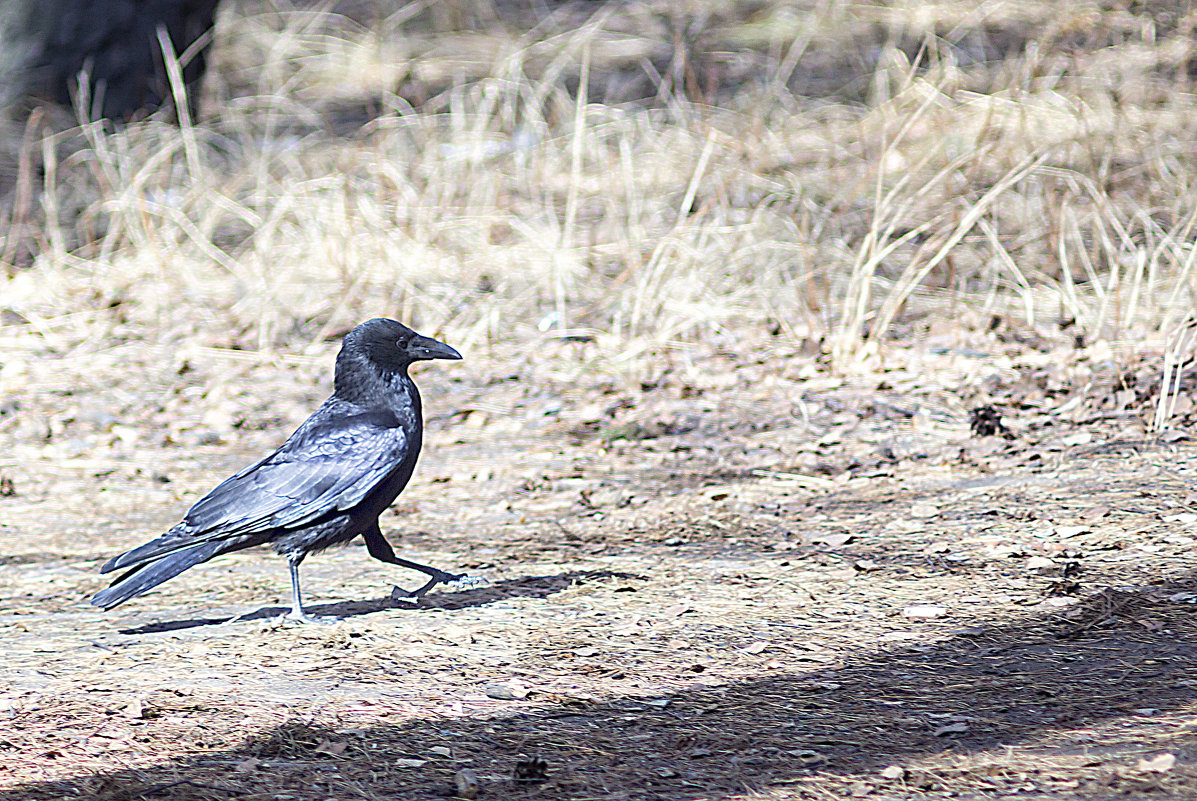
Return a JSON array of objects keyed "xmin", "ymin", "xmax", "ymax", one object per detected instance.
[{"xmin": 91, "ymin": 318, "xmax": 466, "ymax": 622}]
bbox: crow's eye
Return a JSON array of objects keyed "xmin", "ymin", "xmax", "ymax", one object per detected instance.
[{"xmin": 396, "ymin": 338, "xmax": 409, "ymax": 349}]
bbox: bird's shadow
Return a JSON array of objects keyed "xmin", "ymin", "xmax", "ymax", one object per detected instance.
[{"xmin": 118, "ymin": 570, "xmax": 643, "ymax": 635}]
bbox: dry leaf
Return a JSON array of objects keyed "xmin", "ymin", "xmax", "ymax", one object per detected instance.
[
  {"xmin": 880, "ymin": 765, "xmax": 905, "ymax": 779},
  {"xmin": 815, "ymin": 533, "xmax": 853, "ymax": 547},
  {"xmin": 933, "ymin": 721, "xmax": 969, "ymax": 736},
  {"xmin": 120, "ymin": 699, "xmax": 146, "ymax": 719},
  {"xmin": 429, "ymin": 746, "xmax": 453, "ymax": 757},
  {"xmin": 909, "ymin": 503, "xmax": 939, "ymax": 518},
  {"xmin": 853, "ymin": 559, "xmax": 881, "ymax": 572},
  {"xmin": 513, "ymin": 756, "xmax": 549, "ymax": 782},
  {"xmin": 741, "ymin": 641, "xmax": 768, "ymax": 654},
  {"xmin": 663, "ymin": 602, "xmax": 692, "ymax": 618},
  {"xmin": 313, "ymin": 739, "xmax": 348, "ymax": 756},
  {"xmin": 395, "ymin": 758, "xmax": 428, "ymax": 768},
  {"xmin": 1030, "ymin": 522, "xmax": 1056, "ymax": 538},
  {"xmin": 1137, "ymin": 753, "xmax": 1176, "ymax": 773}
]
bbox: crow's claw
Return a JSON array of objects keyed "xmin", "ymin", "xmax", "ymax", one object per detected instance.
[
  {"xmin": 390, "ymin": 572, "xmax": 484, "ymax": 604},
  {"xmin": 445, "ymin": 574, "xmax": 486, "ymax": 590}
]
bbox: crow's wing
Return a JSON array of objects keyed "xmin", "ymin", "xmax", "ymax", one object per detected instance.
[
  {"xmin": 102, "ymin": 408, "xmax": 410, "ymax": 573},
  {"xmin": 185, "ymin": 410, "xmax": 409, "ymax": 536}
]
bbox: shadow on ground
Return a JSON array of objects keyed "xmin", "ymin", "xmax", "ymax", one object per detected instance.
[
  {"xmin": 117, "ymin": 571, "xmax": 644, "ymax": 635},
  {"xmin": 10, "ymin": 572, "xmax": 1197, "ymax": 800}
]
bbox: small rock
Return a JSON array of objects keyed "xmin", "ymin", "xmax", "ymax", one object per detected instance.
[
  {"xmin": 78, "ymin": 406, "xmax": 118, "ymax": 430},
  {"xmin": 1137, "ymin": 753, "xmax": 1176, "ymax": 773},
  {"xmin": 902, "ymin": 605, "xmax": 947, "ymax": 619},
  {"xmin": 454, "ymin": 768, "xmax": 480, "ymax": 799},
  {"xmin": 794, "ymin": 750, "xmax": 825, "ymax": 765},
  {"xmin": 483, "ymin": 682, "xmax": 529, "ymax": 700}
]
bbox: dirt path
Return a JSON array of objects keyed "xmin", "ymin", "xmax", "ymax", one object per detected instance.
[{"xmin": 2, "ymin": 333, "xmax": 1196, "ymax": 800}]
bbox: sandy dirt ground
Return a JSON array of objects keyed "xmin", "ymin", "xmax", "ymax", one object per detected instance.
[{"xmin": 1, "ymin": 325, "xmax": 1196, "ymax": 800}]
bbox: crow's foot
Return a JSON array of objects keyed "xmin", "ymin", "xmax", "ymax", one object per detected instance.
[{"xmin": 390, "ymin": 572, "xmax": 485, "ymax": 604}]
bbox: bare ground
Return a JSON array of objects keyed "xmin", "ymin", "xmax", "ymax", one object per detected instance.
[{"xmin": 1, "ymin": 325, "xmax": 1196, "ymax": 800}]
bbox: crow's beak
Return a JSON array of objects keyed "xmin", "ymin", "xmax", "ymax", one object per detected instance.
[{"xmin": 407, "ymin": 334, "xmax": 462, "ymax": 361}]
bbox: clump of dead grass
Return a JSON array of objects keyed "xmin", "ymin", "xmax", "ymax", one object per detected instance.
[{"xmin": 1, "ymin": 0, "xmax": 1195, "ymax": 390}]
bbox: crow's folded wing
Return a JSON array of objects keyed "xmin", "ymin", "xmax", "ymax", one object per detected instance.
[
  {"xmin": 102, "ymin": 410, "xmax": 409, "ymax": 573},
  {"xmin": 185, "ymin": 412, "xmax": 409, "ymax": 535}
]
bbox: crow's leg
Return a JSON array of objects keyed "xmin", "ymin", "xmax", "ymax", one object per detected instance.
[
  {"xmin": 288, "ymin": 560, "xmax": 309, "ymax": 619},
  {"xmin": 363, "ymin": 523, "xmax": 480, "ymax": 602},
  {"xmin": 278, "ymin": 558, "xmax": 335, "ymax": 624}
]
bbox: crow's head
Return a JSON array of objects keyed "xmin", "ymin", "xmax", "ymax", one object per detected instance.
[{"xmin": 338, "ymin": 318, "xmax": 461, "ymax": 384}]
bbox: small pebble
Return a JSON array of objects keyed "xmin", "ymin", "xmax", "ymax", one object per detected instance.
[{"xmin": 455, "ymin": 768, "xmax": 479, "ymax": 799}]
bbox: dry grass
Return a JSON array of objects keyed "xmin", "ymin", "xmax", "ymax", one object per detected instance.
[{"xmin": 2, "ymin": 0, "xmax": 1197, "ymax": 372}]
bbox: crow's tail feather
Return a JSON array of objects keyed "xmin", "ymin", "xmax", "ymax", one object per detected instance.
[
  {"xmin": 100, "ymin": 524, "xmax": 198, "ymax": 574},
  {"xmin": 90, "ymin": 541, "xmax": 226, "ymax": 610}
]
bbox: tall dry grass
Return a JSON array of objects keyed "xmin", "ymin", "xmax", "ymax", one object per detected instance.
[{"xmin": 1, "ymin": 0, "xmax": 1196, "ymax": 384}]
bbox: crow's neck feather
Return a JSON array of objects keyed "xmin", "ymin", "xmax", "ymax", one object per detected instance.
[{"xmin": 333, "ymin": 351, "xmax": 416, "ymax": 411}]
